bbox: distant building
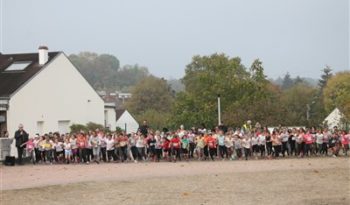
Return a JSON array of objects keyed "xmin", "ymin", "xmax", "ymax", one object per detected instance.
[
  {"xmin": 115, "ymin": 109, "xmax": 139, "ymax": 134},
  {"xmin": 0, "ymin": 46, "xmax": 105, "ymax": 156},
  {"xmin": 104, "ymin": 102, "xmax": 117, "ymax": 131}
]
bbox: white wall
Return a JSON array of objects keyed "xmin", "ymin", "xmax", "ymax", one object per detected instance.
[
  {"xmin": 7, "ymin": 53, "xmax": 104, "ymax": 156},
  {"xmin": 105, "ymin": 107, "xmax": 116, "ymax": 131},
  {"xmin": 116, "ymin": 110, "xmax": 139, "ymax": 134}
]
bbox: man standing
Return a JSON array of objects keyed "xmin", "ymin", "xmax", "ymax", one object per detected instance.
[
  {"xmin": 14, "ymin": 124, "xmax": 28, "ymax": 165},
  {"xmin": 139, "ymin": 120, "xmax": 149, "ymax": 137}
]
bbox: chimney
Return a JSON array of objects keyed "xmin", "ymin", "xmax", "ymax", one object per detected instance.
[{"xmin": 38, "ymin": 46, "xmax": 49, "ymax": 65}]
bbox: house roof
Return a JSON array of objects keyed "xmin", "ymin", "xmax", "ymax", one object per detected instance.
[
  {"xmin": 0, "ymin": 52, "xmax": 60, "ymax": 97},
  {"xmin": 115, "ymin": 109, "xmax": 126, "ymax": 120}
]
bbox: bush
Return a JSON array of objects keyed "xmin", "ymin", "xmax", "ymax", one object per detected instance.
[
  {"xmin": 70, "ymin": 124, "xmax": 88, "ymax": 133},
  {"xmin": 86, "ymin": 122, "xmax": 105, "ymax": 131}
]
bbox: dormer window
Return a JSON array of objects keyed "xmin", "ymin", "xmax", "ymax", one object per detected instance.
[{"xmin": 5, "ymin": 61, "xmax": 32, "ymax": 71}]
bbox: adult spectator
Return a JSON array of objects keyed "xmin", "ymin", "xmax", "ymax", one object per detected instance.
[{"xmin": 14, "ymin": 124, "xmax": 28, "ymax": 165}]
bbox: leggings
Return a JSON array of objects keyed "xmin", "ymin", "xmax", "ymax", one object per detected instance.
[
  {"xmin": 137, "ymin": 147, "xmax": 146, "ymax": 160},
  {"xmin": 155, "ymin": 149, "xmax": 162, "ymax": 161},
  {"xmin": 244, "ymin": 148, "xmax": 251, "ymax": 160},
  {"xmin": 219, "ymin": 145, "xmax": 227, "ymax": 158},
  {"xmin": 321, "ymin": 143, "xmax": 328, "ymax": 155},
  {"xmin": 281, "ymin": 142, "xmax": 289, "ymax": 156},
  {"xmin": 107, "ymin": 149, "xmax": 116, "ymax": 161},
  {"xmin": 172, "ymin": 148, "xmax": 181, "ymax": 161},
  {"xmin": 204, "ymin": 145, "xmax": 209, "ymax": 158},
  {"xmin": 236, "ymin": 148, "xmax": 242, "ymax": 158},
  {"xmin": 273, "ymin": 145, "xmax": 281, "ymax": 157},
  {"xmin": 209, "ymin": 147, "xmax": 216, "ymax": 160},
  {"xmin": 266, "ymin": 142, "xmax": 273, "ymax": 156},
  {"xmin": 100, "ymin": 147, "xmax": 107, "ymax": 162},
  {"xmin": 189, "ymin": 143, "xmax": 195, "ymax": 158},
  {"xmin": 304, "ymin": 144, "xmax": 311, "ymax": 156},
  {"xmin": 78, "ymin": 148, "xmax": 87, "ymax": 163},
  {"xmin": 119, "ymin": 146, "xmax": 128, "ymax": 161},
  {"xmin": 259, "ymin": 145, "xmax": 265, "ymax": 157}
]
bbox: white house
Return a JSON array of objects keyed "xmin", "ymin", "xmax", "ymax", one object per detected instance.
[
  {"xmin": 115, "ymin": 109, "xmax": 139, "ymax": 134},
  {"xmin": 0, "ymin": 46, "xmax": 105, "ymax": 156},
  {"xmin": 323, "ymin": 108, "xmax": 346, "ymax": 129}
]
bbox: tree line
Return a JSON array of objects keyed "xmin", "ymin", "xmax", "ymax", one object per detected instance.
[{"xmin": 69, "ymin": 52, "xmax": 350, "ymax": 130}]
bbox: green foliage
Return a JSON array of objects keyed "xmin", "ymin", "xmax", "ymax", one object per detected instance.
[
  {"xmin": 323, "ymin": 71, "xmax": 350, "ymax": 119},
  {"xmin": 69, "ymin": 124, "xmax": 88, "ymax": 133},
  {"xmin": 125, "ymin": 75, "xmax": 175, "ymax": 129},
  {"xmin": 171, "ymin": 54, "xmax": 282, "ymax": 128},
  {"xmin": 135, "ymin": 109, "xmax": 171, "ymax": 130},
  {"xmin": 70, "ymin": 122, "xmax": 106, "ymax": 133},
  {"xmin": 86, "ymin": 122, "xmax": 105, "ymax": 131},
  {"xmin": 280, "ymin": 83, "xmax": 318, "ymax": 126},
  {"xmin": 126, "ymin": 75, "xmax": 174, "ymax": 114}
]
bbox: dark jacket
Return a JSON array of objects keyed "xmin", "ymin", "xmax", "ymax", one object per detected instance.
[{"xmin": 14, "ymin": 130, "xmax": 28, "ymax": 148}]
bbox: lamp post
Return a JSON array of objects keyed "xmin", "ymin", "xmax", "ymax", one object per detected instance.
[{"xmin": 218, "ymin": 94, "xmax": 221, "ymax": 125}]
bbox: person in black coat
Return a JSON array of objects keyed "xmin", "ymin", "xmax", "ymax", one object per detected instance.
[
  {"xmin": 14, "ymin": 124, "xmax": 29, "ymax": 165},
  {"xmin": 138, "ymin": 120, "xmax": 149, "ymax": 136}
]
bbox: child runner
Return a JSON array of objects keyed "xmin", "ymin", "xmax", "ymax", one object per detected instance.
[
  {"xmin": 195, "ymin": 134, "xmax": 205, "ymax": 161},
  {"xmin": 315, "ymin": 129, "xmax": 324, "ymax": 155},
  {"xmin": 90, "ymin": 133, "xmax": 101, "ymax": 164},
  {"xmin": 242, "ymin": 135, "xmax": 251, "ymax": 160},
  {"xmin": 63, "ymin": 138, "xmax": 72, "ymax": 164},
  {"xmin": 258, "ymin": 132, "xmax": 266, "ymax": 158},
  {"xmin": 207, "ymin": 133, "xmax": 217, "ymax": 161},
  {"xmin": 342, "ymin": 131, "xmax": 350, "ymax": 156},
  {"xmin": 170, "ymin": 135, "xmax": 181, "ymax": 162},
  {"xmin": 106, "ymin": 134, "xmax": 116, "ymax": 162},
  {"xmin": 21, "ymin": 138, "xmax": 35, "ymax": 164},
  {"xmin": 181, "ymin": 135, "xmax": 190, "ymax": 161}
]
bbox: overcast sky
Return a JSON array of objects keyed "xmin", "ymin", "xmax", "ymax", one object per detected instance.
[{"xmin": 0, "ymin": 0, "xmax": 349, "ymax": 79}]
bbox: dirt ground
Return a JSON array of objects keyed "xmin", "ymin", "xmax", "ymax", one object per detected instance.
[{"xmin": 1, "ymin": 157, "xmax": 349, "ymax": 205}]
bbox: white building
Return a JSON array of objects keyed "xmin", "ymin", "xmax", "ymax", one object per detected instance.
[
  {"xmin": 0, "ymin": 46, "xmax": 105, "ymax": 156},
  {"xmin": 323, "ymin": 108, "xmax": 346, "ymax": 129},
  {"xmin": 115, "ymin": 109, "xmax": 139, "ymax": 134}
]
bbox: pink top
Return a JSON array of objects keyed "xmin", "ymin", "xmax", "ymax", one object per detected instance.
[
  {"xmin": 341, "ymin": 134, "xmax": 349, "ymax": 145},
  {"xmin": 304, "ymin": 134, "xmax": 313, "ymax": 145},
  {"xmin": 26, "ymin": 141, "xmax": 35, "ymax": 151}
]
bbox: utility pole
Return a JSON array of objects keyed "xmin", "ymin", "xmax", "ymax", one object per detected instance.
[{"xmin": 218, "ymin": 94, "xmax": 221, "ymax": 125}]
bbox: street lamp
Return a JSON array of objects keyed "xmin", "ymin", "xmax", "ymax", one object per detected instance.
[{"xmin": 217, "ymin": 94, "xmax": 221, "ymax": 125}]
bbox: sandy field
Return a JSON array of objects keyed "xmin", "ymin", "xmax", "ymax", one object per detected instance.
[{"xmin": 1, "ymin": 157, "xmax": 349, "ymax": 205}]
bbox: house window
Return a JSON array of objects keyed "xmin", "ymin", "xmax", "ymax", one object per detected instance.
[
  {"xmin": 37, "ymin": 121, "xmax": 44, "ymax": 135},
  {"xmin": 4, "ymin": 61, "xmax": 32, "ymax": 71},
  {"xmin": 58, "ymin": 120, "xmax": 70, "ymax": 134}
]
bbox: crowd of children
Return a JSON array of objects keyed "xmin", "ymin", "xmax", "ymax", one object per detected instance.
[{"xmin": 20, "ymin": 124, "xmax": 350, "ymax": 165}]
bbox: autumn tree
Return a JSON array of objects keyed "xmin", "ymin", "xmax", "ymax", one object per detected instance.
[{"xmin": 323, "ymin": 71, "xmax": 350, "ymax": 119}]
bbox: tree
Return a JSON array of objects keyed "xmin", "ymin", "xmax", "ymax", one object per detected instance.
[
  {"xmin": 171, "ymin": 53, "xmax": 282, "ymax": 128},
  {"xmin": 125, "ymin": 75, "xmax": 175, "ymax": 128},
  {"xmin": 319, "ymin": 66, "xmax": 333, "ymax": 89},
  {"xmin": 280, "ymin": 83, "xmax": 317, "ymax": 126},
  {"xmin": 250, "ymin": 59, "xmax": 267, "ymax": 83},
  {"xmin": 323, "ymin": 71, "xmax": 350, "ymax": 119},
  {"xmin": 281, "ymin": 72, "xmax": 294, "ymax": 90},
  {"xmin": 69, "ymin": 52, "xmax": 149, "ymax": 92}
]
